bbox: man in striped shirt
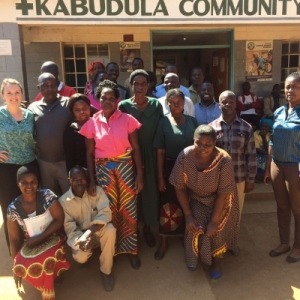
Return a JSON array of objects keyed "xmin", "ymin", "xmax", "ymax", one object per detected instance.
[{"xmin": 210, "ymin": 90, "xmax": 257, "ymax": 224}]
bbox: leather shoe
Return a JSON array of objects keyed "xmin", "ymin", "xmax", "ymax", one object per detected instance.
[
  {"xmin": 128, "ymin": 254, "xmax": 141, "ymax": 270},
  {"xmin": 229, "ymin": 246, "xmax": 241, "ymax": 256},
  {"xmin": 269, "ymin": 246, "xmax": 291, "ymax": 257},
  {"xmin": 100, "ymin": 272, "xmax": 114, "ymax": 292},
  {"xmin": 154, "ymin": 250, "xmax": 165, "ymax": 260},
  {"xmin": 286, "ymin": 254, "xmax": 300, "ymax": 263}
]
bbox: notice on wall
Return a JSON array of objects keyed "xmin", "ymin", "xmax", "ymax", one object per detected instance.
[
  {"xmin": 245, "ymin": 41, "xmax": 273, "ymax": 82},
  {"xmin": 120, "ymin": 42, "xmax": 141, "ymax": 73},
  {"xmin": 0, "ymin": 40, "xmax": 12, "ymax": 56}
]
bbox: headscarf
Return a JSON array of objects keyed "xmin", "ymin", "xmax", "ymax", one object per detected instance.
[
  {"xmin": 260, "ymin": 117, "xmax": 273, "ymax": 129},
  {"xmin": 88, "ymin": 60, "xmax": 106, "ymax": 76}
]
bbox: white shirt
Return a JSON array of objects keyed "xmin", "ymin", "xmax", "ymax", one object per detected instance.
[
  {"xmin": 238, "ymin": 94, "xmax": 257, "ymax": 115},
  {"xmin": 158, "ymin": 96, "xmax": 195, "ymax": 117}
]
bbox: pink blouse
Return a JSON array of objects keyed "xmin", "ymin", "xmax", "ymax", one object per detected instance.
[{"xmin": 79, "ymin": 109, "xmax": 141, "ymax": 158}]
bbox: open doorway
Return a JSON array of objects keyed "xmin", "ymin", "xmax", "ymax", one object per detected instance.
[{"xmin": 151, "ymin": 30, "xmax": 233, "ymax": 101}]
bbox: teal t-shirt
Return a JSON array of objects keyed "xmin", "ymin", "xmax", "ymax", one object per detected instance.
[{"xmin": 0, "ymin": 107, "xmax": 35, "ymax": 164}]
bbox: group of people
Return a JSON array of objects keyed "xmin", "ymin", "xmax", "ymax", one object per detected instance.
[{"xmin": 0, "ymin": 56, "xmax": 299, "ymax": 300}]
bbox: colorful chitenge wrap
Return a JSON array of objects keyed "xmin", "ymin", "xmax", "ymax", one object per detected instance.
[
  {"xmin": 95, "ymin": 151, "xmax": 138, "ymax": 255},
  {"xmin": 13, "ymin": 231, "xmax": 70, "ymax": 300}
]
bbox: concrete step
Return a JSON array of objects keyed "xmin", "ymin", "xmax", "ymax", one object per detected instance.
[{"xmin": 245, "ymin": 182, "xmax": 274, "ymax": 202}]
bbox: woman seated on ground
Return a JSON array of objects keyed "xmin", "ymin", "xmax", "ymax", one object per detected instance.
[
  {"xmin": 80, "ymin": 80, "xmax": 144, "ymax": 269},
  {"xmin": 169, "ymin": 125, "xmax": 239, "ymax": 279},
  {"xmin": 84, "ymin": 60, "xmax": 106, "ymax": 95},
  {"xmin": 7, "ymin": 166, "xmax": 70, "ymax": 300},
  {"xmin": 64, "ymin": 94, "xmax": 92, "ymax": 172},
  {"xmin": 153, "ymin": 88, "xmax": 198, "ymax": 260},
  {"xmin": 254, "ymin": 118, "xmax": 273, "ymax": 182}
]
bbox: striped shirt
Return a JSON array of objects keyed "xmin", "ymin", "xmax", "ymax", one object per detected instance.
[
  {"xmin": 270, "ymin": 104, "xmax": 300, "ymax": 165},
  {"xmin": 209, "ymin": 115, "xmax": 257, "ymax": 183}
]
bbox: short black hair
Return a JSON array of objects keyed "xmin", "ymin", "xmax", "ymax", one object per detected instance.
[
  {"xmin": 68, "ymin": 93, "xmax": 90, "ymax": 112},
  {"xmin": 146, "ymin": 70, "xmax": 157, "ymax": 93},
  {"xmin": 17, "ymin": 166, "xmax": 39, "ymax": 183},
  {"xmin": 194, "ymin": 125, "xmax": 217, "ymax": 141},
  {"xmin": 94, "ymin": 70, "xmax": 107, "ymax": 81},
  {"xmin": 106, "ymin": 62, "xmax": 119, "ymax": 70},
  {"xmin": 129, "ymin": 69, "xmax": 149, "ymax": 84},
  {"xmin": 133, "ymin": 57, "xmax": 144, "ymax": 65},
  {"xmin": 95, "ymin": 79, "xmax": 120, "ymax": 99}
]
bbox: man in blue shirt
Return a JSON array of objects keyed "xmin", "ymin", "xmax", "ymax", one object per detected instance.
[
  {"xmin": 153, "ymin": 64, "xmax": 190, "ymax": 98},
  {"xmin": 194, "ymin": 82, "xmax": 221, "ymax": 125}
]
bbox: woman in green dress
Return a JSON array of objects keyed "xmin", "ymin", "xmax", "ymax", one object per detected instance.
[
  {"xmin": 119, "ymin": 69, "xmax": 163, "ymax": 247},
  {"xmin": 153, "ymin": 88, "xmax": 198, "ymax": 260}
]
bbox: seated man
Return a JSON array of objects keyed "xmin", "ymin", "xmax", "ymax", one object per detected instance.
[
  {"xmin": 158, "ymin": 73, "xmax": 194, "ymax": 116},
  {"xmin": 59, "ymin": 166, "xmax": 116, "ymax": 292},
  {"xmin": 35, "ymin": 61, "xmax": 76, "ymax": 101}
]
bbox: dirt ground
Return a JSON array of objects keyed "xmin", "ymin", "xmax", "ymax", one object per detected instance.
[{"xmin": 1, "ymin": 187, "xmax": 300, "ymax": 300}]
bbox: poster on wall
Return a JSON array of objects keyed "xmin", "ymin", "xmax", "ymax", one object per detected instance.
[
  {"xmin": 245, "ymin": 41, "xmax": 273, "ymax": 82},
  {"xmin": 120, "ymin": 42, "xmax": 141, "ymax": 72}
]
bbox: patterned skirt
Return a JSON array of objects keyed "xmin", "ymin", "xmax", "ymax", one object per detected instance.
[
  {"xmin": 95, "ymin": 151, "xmax": 138, "ymax": 255},
  {"xmin": 159, "ymin": 159, "xmax": 185, "ymax": 236},
  {"xmin": 185, "ymin": 193, "xmax": 239, "ymax": 267},
  {"xmin": 13, "ymin": 232, "xmax": 70, "ymax": 300}
]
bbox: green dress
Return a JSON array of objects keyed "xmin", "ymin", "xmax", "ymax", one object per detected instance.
[{"xmin": 119, "ymin": 98, "xmax": 163, "ymax": 226}]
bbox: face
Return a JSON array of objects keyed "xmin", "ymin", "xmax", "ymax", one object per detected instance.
[
  {"xmin": 272, "ymin": 85, "xmax": 281, "ymax": 97},
  {"xmin": 72, "ymin": 100, "xmax": 90, "ymax": 123},
  {"xmin": 94, "ymin": 73, "xmax": 108, "ymax": 86},
  {"xmin": 70, "ymin": 169, "xmax": 87, "ymax": 196},
  {"xmin": 200, "ymin": 83, "xmax": 214, "ymax": 102},
  {"xmin": 191, "ymin": 69, "xmax": 204, "ymax": 86},
  {"xmin": 285, "ymin": 77, "xmax": 300, "ymax": 105},
  {"xmin": 38, "ymin": 78, "xmax": 58, "ymax": 101},
  {"xmin": 100, "ymin": 88, "xmax": 118, "ymax": 114},
  {"xmin": 167, "ymin": 95, "xmax": 185, "ymax": 116},
  {"xmin": 18, "ymin": 173, "xmax": 39, "ymax": 196},
  {"xmin": 194, "ymin": 135, "xmax": 216, "ymax": 158},
  {"xmin": 219, "ymin": 95, "xmax": 237, "ymax": 116},
  {"xmin": 132, "ymin": 59, "xmax": 144, "ymax": 70},
  {"xmin": 132, "ymin": 75, "xmax": 149, "ymax": 96},
  {"xmin": 93, "ymin": 63, "xmax": 105, "ymax": 74},
  {"xmin": 243, "ymin": 82, "xmax": 251, "ymax": 94},
  {"xmin": 106, "ymin": 64, "xmax": 119, "ymax": 82},
  {"xmin": 164, "ymin": 75, "xmax": 180, "ymax": 91},
  {"xmin": 165, "ymin": 66, "xmax": 177, "ymax": 74},
  {"xmin": 260, "ymin": 123, "xmax": 270, "ymax": 135},
  {"xmin": 2, "ymin": 83, "xmax": 23, "ymax": 107}
]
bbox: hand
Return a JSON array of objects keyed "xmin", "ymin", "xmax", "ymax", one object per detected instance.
[
  {"xmin": 74, "ymin": 235, "xmax": 93, "ymax": 252},
  {"xmin": 264, "ymin": 170, "xmax": 271, "ymax": 185},
  {"xmin": 24, "ymin": 235, "xmax": 41, "ymax": 247},
  {"xmin": 87, "ymin": 181, "xmax": 96, "ymax": 196},
  {"xmin": 0, "ymin": 150, "xmax": 9, "ymax": 163},
  {"xmin": 158, "ymin": 176, "xmax": 166, "ymax": 192},
  {"xmin": 135, "ymin": 173, "xmax": 144, "ymax": 194},
  {"xmin": 245, "ymin": 103, "xmax": 252, "ymax": 109},
  {"xmin": 244, "ymin": 182, "xmax": 255, "ymax": 193},
  {"xmin": 206, "ymin": 221, "xmax": 218, "ymax": 238},
  {"xmin": 13, "ymin": 273, "xmax": 22, "ymax": 289},
  {"xmin": 185, "ymin": 215, "xmax": 199, "ymax": 234}
]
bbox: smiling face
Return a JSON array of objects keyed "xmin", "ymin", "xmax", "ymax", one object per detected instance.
[
  {"xmin": 164, "ymin": 74, "xmax": 180, "ymax": 92},
  {"xmin": 194, "ymin": 135, "xmax": 216, "ymax": 158},
  {"xmin": 200, "ymin": 83, "xmax": 214, "ymax": 103},
  {"xmin": 72, "ymin": 100, "xmax": 90, "ymax": 123},
  {"xmin": 2, "ymin": 83, "xmax": 23, "ymax": 107},
  {"xmin": 18, "ymin": 173, "xmax": 39, "ymax": 196},
  {"xmin": 100, "ymin": 87, "xmax": 118, "ymax": 116},
  {"xmin": 285, "ymin": 76, "xmax": 300, "ymax": 106},
  {"xmin": 106, "ymin": 64, "xmax": 119, "ymax": 82}
]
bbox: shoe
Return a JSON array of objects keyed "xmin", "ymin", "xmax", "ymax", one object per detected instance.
[
  {"xmin": 229, "ymin": 246, "xmax": 241, "ymax": 256},
  {"xmin": 210, "ymin": 270, "xmax": 222, "ymax": 280},
  {"xmin": 128, "ymin": 254, "xmax": 141, "ymax": 270},
  {"xmin": 143, "ymin": 230, "xmax": 156, "ymax": 247},
  {"xmin": 286, "ymin": 254, "xmax": 300, "ymax": 263},
  {"xmin": 54, "ymin": 274, "xmax": 64, "ymax": 287},
  {"xmin": 154, "ymin": 250, "xmax": 165, "ymax": 260},
  {"xmin": 100, "ymin": 272, "xmax": 114, "ymax": 292},
  {"xmin": 269, "ymin": 246, "xmax": 291, "ymax": 257}
]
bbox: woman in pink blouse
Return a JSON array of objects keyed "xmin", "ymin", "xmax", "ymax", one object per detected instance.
[{"xmin": 80, "ymin": 80, "xmax": 144, "ymax": 269}]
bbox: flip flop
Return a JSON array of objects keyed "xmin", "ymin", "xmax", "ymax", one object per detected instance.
[{"xmin": 210, "ymin": 270, "xmax": 222, "ymax": 280}]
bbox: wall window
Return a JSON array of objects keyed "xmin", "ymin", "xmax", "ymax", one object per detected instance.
[
  {"xmin": 281, "ymin": 42, "xmax": 300, "ymax": 90},
  {"xmin": 63, "ymin": 44, "xmax": 109, "ymax": 93}
]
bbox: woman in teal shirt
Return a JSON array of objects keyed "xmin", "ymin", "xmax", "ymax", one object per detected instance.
[
  {"xmin": 0, "ymin": 78, "xmax": 38, "ymax": 252},
  {"xmin": 153, "ymin": 88, "xmax": 198, "ymax": 259}
]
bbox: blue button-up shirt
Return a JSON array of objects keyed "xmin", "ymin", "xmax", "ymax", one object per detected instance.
[
  {"xmin": 194, "ymin": 101, "xmax": 222, "ymax": 125},
  {"xmin": 153, "ymin": 84, "xmax": 190, "ymax": 98},
  {"xmin": 270, "ymin": 104, "xmax": 300, "ymax": 165}
]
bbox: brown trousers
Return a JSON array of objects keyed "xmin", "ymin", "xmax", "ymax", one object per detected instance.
[{"xmin": 271, "ymin": 162, "xmax": 300, "ymax": 248}]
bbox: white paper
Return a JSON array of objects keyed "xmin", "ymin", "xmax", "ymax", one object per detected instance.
[
  {"xmin": 0, "ymin": 40, "xmax": 12, "ymax": 56},
  {"xmin": 24, "ymin": 209, "xmax": 53, "ymax": 237}
]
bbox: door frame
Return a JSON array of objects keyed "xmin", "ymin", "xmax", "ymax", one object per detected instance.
[{"xmin": 150, "ymin": 29, "xmax": 234, "ymax": 90}]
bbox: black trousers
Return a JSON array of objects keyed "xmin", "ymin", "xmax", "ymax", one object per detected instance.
[{"xmin": 0, "ymin": 160, "xmax": 39, "ymax": 253}]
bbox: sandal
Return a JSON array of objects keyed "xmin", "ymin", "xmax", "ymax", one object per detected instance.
[{"xmin": 210, "ymin": 270, "xmax": 222, "ymax": 280}]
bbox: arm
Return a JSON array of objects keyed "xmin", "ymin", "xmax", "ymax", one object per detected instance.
[
  {"xmin": 128, "ymin": 129, "xmax": 144, "ymax": 194},
  {"xmin": 251, "ymin": 95, "xmax": 262, "ymax": 109},
  {"xmin": 63, "ymin": 127, "xmax": 77, "ymax": 173},
  {"xmin": 157, "ymin": 149, "xmax": 166, "ymax": 192},
  {"xmin": 25, "ymin": 200, "xmax": 64, "ymax": 247},
  {"xmin": 86, "ymin": 138, "xmax": 96, "ymax": 196},
  {"xmin": 264, "ymin": 145, "xmax": 273, "ymax": 185},
  {"xmin": 0, "ymin": 150, "xmax": 9, "ymax": 162},
  {"xmin": 236, "ymin": 96, "xmax": 246, "ymax": 114},
  {"xmin": 7, "ymin": 219, "xmax": 23, "ymax": 288}
]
